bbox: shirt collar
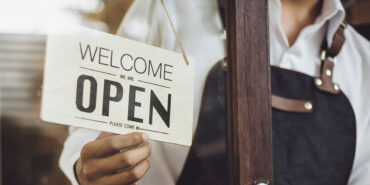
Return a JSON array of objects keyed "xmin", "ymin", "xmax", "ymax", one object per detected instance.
[
  {"xmin": 320, "ymin": 0, "xmax": 346, "ymax": 46},
  {"xmin": 269, "ymin": 0, "xmax": 346, "ymax": 47}
]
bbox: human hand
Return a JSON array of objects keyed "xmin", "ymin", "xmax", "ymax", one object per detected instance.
[{"xmin": 75, "ymin": 132, "xmax": 151, "ymax": 185}]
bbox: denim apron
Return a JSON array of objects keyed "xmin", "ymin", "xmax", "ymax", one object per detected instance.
[{"xmin": 177, "ymin": 21, "xmax": 356, "ymax": 185}]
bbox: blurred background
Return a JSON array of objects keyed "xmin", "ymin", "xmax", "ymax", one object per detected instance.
[
  {"xmin": 0, "ymin": 0, "xmax": 133, "ymax": 184},
  {"xmin": 0, "ymin": 0, "xmax": 369, "ymax": 185}
]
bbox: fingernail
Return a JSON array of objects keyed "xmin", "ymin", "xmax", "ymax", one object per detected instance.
[{"xmin": 142, "ymin": 133, "xmax": 149, "ymax": 141}]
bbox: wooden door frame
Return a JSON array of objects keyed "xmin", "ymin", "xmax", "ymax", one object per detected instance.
[{"xmin": 224, "ymin": 0, "xmax": 273, "ymax": 184}]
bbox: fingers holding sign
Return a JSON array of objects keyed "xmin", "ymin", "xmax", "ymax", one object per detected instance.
[
  {"xmin": 76, "ymin": 132, "xmax": 151, "ymax": 185},
  {"xmin": 83, "ymin": 132, "xmax": 149, "ymax": 157}
]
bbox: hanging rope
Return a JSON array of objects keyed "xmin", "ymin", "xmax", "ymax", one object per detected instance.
[{"xmin": 160, "ymin": 0, "xmax": 190, "ymax": 65}]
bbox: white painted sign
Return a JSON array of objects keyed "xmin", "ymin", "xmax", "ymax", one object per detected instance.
[{"xmin": 41, "ymin": 26, "xmax": 195, "ymax": 146}]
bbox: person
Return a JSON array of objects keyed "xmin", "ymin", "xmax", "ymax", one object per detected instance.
[{"xmin": 59, "ymin": 0, "xmax": 370, "ymax": 185}]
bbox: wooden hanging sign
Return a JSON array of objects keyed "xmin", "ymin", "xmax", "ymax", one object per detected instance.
[{"xmin": 41, "ymin": 26, "xmax": 195, "ymax": 146}]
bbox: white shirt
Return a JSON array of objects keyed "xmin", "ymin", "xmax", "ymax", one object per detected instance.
[{"xmin": 59, "ymin": 0, "xmax": 370, "ymax": 185}]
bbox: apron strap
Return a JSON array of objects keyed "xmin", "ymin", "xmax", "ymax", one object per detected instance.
[
  {"xmin": 272, "ymin": 94, "xmax": 313, "ymax": 113},
  {"xmin": 327, "ymin": 20, "xmax": 347, "ymax": 58},
  {"xmin": 314, "ymin": 20, "xmax": 347, "ymax": 94}
]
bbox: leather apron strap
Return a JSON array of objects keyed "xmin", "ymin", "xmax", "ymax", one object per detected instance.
[
  {"xmin": 314, "ymin": 21, "xmax": 347, "ymax": 94},
  {"xmin": 273, "ymin": 20, "xmax": 347, "ymax": 113}
]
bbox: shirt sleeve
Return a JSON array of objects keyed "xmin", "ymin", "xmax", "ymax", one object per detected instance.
[
  {"xmin": 59, "ymin": 127, "xmax": 100, "ymax": 185},
  {"xmin": 116, "ymin": 0, "xmax": 158, "ymax": 42},
  {"xmin": 58, "ymin": 0, "xmax": 159, "ymax": 184}
]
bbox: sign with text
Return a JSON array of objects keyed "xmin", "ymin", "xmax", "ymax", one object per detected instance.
[{"xmin": 41, "ymin": 26, "xmax": 195, "ymax": 146}]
